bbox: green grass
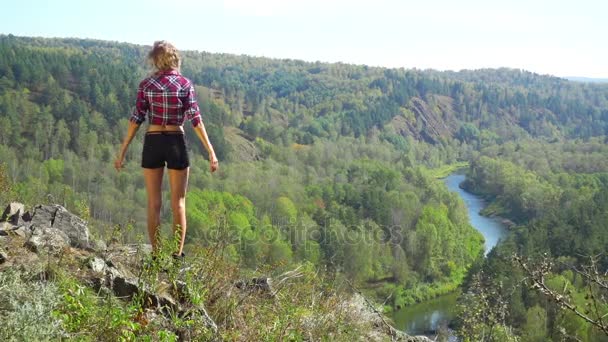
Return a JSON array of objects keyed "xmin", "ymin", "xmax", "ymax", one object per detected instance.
[{"xmin": 428, "ymin": 161, "xmax": 470, "ymax": 179}]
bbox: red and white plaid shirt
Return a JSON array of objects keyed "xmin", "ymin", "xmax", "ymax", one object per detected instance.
[{"xmin": 130, "ymin": 70, "xmax": 202, "ymax": 127}]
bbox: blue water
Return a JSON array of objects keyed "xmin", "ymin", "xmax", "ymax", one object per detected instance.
[
  {"xmin": 444, "ymin": 173, "xmax": 507, "ymax": 255},
  {"xmin": 392, "ymin": 173, "xmax": 508, "ymax": 336}
]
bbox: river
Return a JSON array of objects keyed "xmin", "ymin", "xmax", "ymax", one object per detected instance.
[{"xmin": 392, "ymin": 173, "xmax": 508, "ymax": 336}]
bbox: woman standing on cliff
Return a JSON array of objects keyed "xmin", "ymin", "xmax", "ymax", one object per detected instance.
[{"xmin": 114, "ymin": 41, "xmax": 218, "ymax": 258}]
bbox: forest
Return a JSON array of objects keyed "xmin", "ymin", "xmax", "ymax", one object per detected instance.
[{"xmin": 0, "ymin": 34, "xmax": 607, "ymax": 341}]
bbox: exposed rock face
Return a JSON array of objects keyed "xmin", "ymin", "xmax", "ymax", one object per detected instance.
[
  {"xmin": 89, "ymin": 257, "xmax": 107, "ymax": 273},
  {"xmin": 51, "ymin": 206, "xmax": 89, "ymax": 248},
  {"xmin": 89, "ymin": 259, "xmax": 217, "ymax": 334},
  {"xmin": 1, "ymin": 202, "xmax": 24, "ymax": 224},
  {"xmin": 0, "ymin": 203, "xmax": 91, "ymax": 251},
  {"xmin": 387, "ymin": 96, "xmax": 459, "ymax": 145},
  {"xmin": 25, "ymin": 227, "xmax": 70, "ymax": 254},
  {"xmin": 30, "ymin": 205, "xmax": 89, "ymax": 248},
  {"xmin": 346, "ymin": 293, "xmax": 433, "ymax": 342},
  {"xmin": 0, "ymin": 248, "xmax": 7, "ymax": 264},
  {"xmin": 235, "ymin": 277, "xmax": 274, "ymax": 297}
]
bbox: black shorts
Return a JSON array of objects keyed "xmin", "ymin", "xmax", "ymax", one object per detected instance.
[{"xmin": 141, "ymin": 131, "xmax": 190, "ymax": 170}]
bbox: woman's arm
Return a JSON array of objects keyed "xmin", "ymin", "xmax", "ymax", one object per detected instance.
[
  {"xmin": 193, "ymin": 122, "xmax": 219, "ymax": 172},
  {"xmin": 114, "ymin": 121, "xmax": 141, "ymax": 171}
]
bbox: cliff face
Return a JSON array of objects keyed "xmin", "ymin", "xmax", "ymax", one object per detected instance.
[
  {"xmin": 0, "ymin": 202, "xmax": 430, "ymax": 341},
  {"xmin": 387, "ymin": 96, "xmax": 459, "ymax": 144}
]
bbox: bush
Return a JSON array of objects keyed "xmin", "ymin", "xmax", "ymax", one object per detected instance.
[{"xmin": 0, "ymin": 270, "xmax": 65, "ymax": 341}]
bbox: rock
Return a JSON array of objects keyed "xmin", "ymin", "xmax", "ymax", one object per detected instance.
[
  {"xmin": 11, "ymin": 226, "xmax": 29, "ymax": 239},
  {"xmin": 1, "ymin": 202, "xmax": 25, "ymax": 224},
  {"xmin": 30, "ymin": 205, "xmax": 58, "ymax": 229},
  {"xmin": 25, "ymin": 227, "xmax": 70, "ymax": 254},
  {"xmin": 53, "ymin": 206, "xmax": 89, "ymax": 248},
  {"xmin": 235, "ymin": 277, "xmax": 274, "ymax": 297},
  {"xmin": 89, "ymin": 257, "xmax": 106, "ymax": 273},
  {"xmin": 29, "ymin": 205, "xmax": 90, "ymax": 249},
  {"xmin": 0, "ymin": 221, "xmax": 13, "ymax": 231},
  {"xmin": 0, "ymin": 248, "xmax": 7, "ymax": 264},
  {"xmin": 21, "ymin": 211, "xmax": 32, "ymax": 222},
  {"xmin": 89, "ymin": 239, "xmax": 107, "ymax": 252},
  {"xmin": 112, "ymin": 272, "xmax": 141, "ymax": 299},
  {"xmin": 0, "ymin": 225, "xmax": 29, "ymax": 239}
]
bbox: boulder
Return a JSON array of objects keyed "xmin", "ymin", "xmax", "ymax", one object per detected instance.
[
  {"xmin": 0, "ymin": 221, "xmax": 12, "ymax": 232},
  {"xmin": 1, "ymin": 202, "xmax": 25, "ymax": 224},
  {"xmin": 25, "ymin": 227, "xmax": 70, "ymax": 254},
  {"xmin": 0, "ymin": 225, "xmax": 29, "ymax": 239},
  {"xmin": 30, "ymin": 205, "xmax": 89, "ymax": 249},
  {"xmin": 53, "ymin": 206, "xmax": 89, "ymax": 248},
  {"xmin": 0, "ymin": 248, "xmax": 7, "ymax": 264},
  {"xmin": 30, "ymin": 205, "xmax": 58, "ymax": 229},
  {"xmin": 89, "ymin": 238, "xmax": 107, "ymax": 252},
  {"xmin": 21, "ymin": 211, "xmax": 32, "ymax": 222},
  {"xmin": 89, "ymin": 257, "xmax": 107, "ymax": 273},
  {"xmin": 11, "ymin": 226, "xmax": 29, "ymax": 239},
  {"xmin": 235, "ymin": 277, "xmax": 274, "ymax": 297}
]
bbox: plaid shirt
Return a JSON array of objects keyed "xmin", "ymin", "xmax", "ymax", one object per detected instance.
[{"xmin": 130, "ymin": 70, "xmax": 202, "ymax": 127}]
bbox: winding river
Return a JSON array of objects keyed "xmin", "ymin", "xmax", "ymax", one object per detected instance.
[{"xmin": 392, "ymin": 173, "xmax": 508, "ymax": 336}]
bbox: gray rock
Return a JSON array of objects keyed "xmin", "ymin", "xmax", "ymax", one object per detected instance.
[
  {"xmin": 89, "ymin": 262, "xmax": 217, "ymax": 337},
  {"xmin": 89, "ymin": 239, "xmax": 107, "ymax": 252},
  {"xmin": 1, "ymin": 202, "xmax": 25, "ymax": 224},
  {"xmin": 0, "ymin": 225, "xmax": 29, "ymax": 239},
  {"xmin": 25, "ymin": 227, "xmax": 70, "ymax": 254},
  {"xmin": 30, "ymin": 205, "xmax": 58, "ymax": 229},
  {"xmin": 235, "ymin": 277, "xmax": 274, "ymax": 297},
  {"xmin": 11, "ymin": 226, "xmax": 29, "ymax": 239},
  {"xmin": 29, "ymin": 204, "xmax": 90, "ymax": 249},
  {"xmin": 89, "ymin": 257, "xmax": 106, "ymax": 273},
  {"xmin": 53, "ymin": 206, "xmax": 89, "ymax": 248},
  {"xmin": 0, "ymin": 248, "xmax": 7, "ymax": 264},
  {"xmin": 0, "ymin": 221, "xmax": 13, "ymax": 231},
  {"xmin": 112, "ymin": 273, "xmax": 141, "ymax": 299},
  {"xmin": 21, "ymin": 211, "xmax": 32, "ymax": 222}
]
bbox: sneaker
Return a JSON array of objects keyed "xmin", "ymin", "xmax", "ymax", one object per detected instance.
[{"xmin": 171, "ymin": 252, "xmax": 191, "ymax": 274}]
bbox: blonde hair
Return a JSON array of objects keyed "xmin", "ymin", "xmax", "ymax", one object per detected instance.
[{"xmin": 148, "ymin": 40, "xmax": 180, "ymax": 72}]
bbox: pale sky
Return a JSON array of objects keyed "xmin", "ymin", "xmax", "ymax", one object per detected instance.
[{"xmin": 2, "ymin": 0, "xmax": 607, "ymax": 78}]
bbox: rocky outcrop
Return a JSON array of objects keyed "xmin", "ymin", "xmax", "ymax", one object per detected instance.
[
  {"xmin": 25, "ymin": 227, "xmax": 70, "ymax": 254},
  {"xmin": 1, "ymin": 201, "xmax": 219, "ymax": 337},
  {"xmin": 0, "ymin": 203, "xmax": 90, "ymax": 251},
  {"xmin": 235, "ymin": 277, "xmax": 274, "ymax": 297},
  {"xmin": 1, "ymin": 202, "xmax": 24, "ymax": 224},
  {"xmin": 346, "ymin": 293, "xmax": 433, "ymax": 342},
  {"xmin": 88, "ymin": 254, "xmax": 218, "ymax": 335},
  {"xmin": 30, "ymin": 204, "xmax": 90, "ymax": 248},
  {"xmin": 0, "ymin": 248, "xmax": 7, "ymax": 264},
  {"xmin": 387, "ymin": 96, "xmax": 459, "ymax": 145}
]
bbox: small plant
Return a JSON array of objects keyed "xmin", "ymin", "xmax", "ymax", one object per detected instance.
[{"xmin": 0, "ymin": 270, "xmax": 65, "ymax": 341}]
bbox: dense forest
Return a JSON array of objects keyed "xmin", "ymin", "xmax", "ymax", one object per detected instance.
[{"xmin": 1, "ymin": 34, "xmax": 607, "ymax": 340}]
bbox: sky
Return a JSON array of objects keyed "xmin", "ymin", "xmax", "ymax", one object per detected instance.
[{"xmin": 1, "ymin": 0, "xmax": 607, "ymax": 78}]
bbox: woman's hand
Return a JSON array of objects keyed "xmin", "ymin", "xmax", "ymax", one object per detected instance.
[
  {"xmin": 114, "ymin": 154, "xmax": 125, "ymax": 171},
  {"xmin": 210, "ymin": 154, "xmax": 219, "ymax": 173}
]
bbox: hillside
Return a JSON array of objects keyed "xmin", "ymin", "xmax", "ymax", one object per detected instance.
[
  {"xmin": 1, "ymin": 34, "xmax": 608, "ymax": 340},
  {"xmin": 0, "ymin": 202, "xmax": 432, "ymax": 341}
]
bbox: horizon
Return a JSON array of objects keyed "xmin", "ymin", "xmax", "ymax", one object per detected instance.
[{"xmin": 2, "ymin": 0, "xmax": 607, "ymax": 79}]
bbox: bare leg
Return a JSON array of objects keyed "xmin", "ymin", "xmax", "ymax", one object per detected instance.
[
  {"xmin": 168, "ymin": 167, "xmax": 189, "ymax": 255},
  {"xmin": 143, "ymin": 167, "xmax": 164, "ymax": 252}
]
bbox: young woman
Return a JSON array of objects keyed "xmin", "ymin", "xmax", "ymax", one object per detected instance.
[{"xmin": 114, "ymin": 41, "xmax": 218, "ymax": 258}]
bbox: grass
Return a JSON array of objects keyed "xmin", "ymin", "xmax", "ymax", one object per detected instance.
[
  {"xmin": 427, "ymin": 161, "xmax": 470, "ymax": 179},
  {"xmin": 0, "ymin": 224, "xmax": 381, "ymax": 341}
]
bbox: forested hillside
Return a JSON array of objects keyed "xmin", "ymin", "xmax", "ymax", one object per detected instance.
[{"xmin": 1, "ymin": 34, "xmax": 608, "ymax": 340}]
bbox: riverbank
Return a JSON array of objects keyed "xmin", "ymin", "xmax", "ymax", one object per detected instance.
[
  {"xmin": 426, "ymin": 162, "xmax": 470, "ymax": 179},
  {"xmin": 391, "ymin": 173, "xmax": 509, "ymax": 335}
]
